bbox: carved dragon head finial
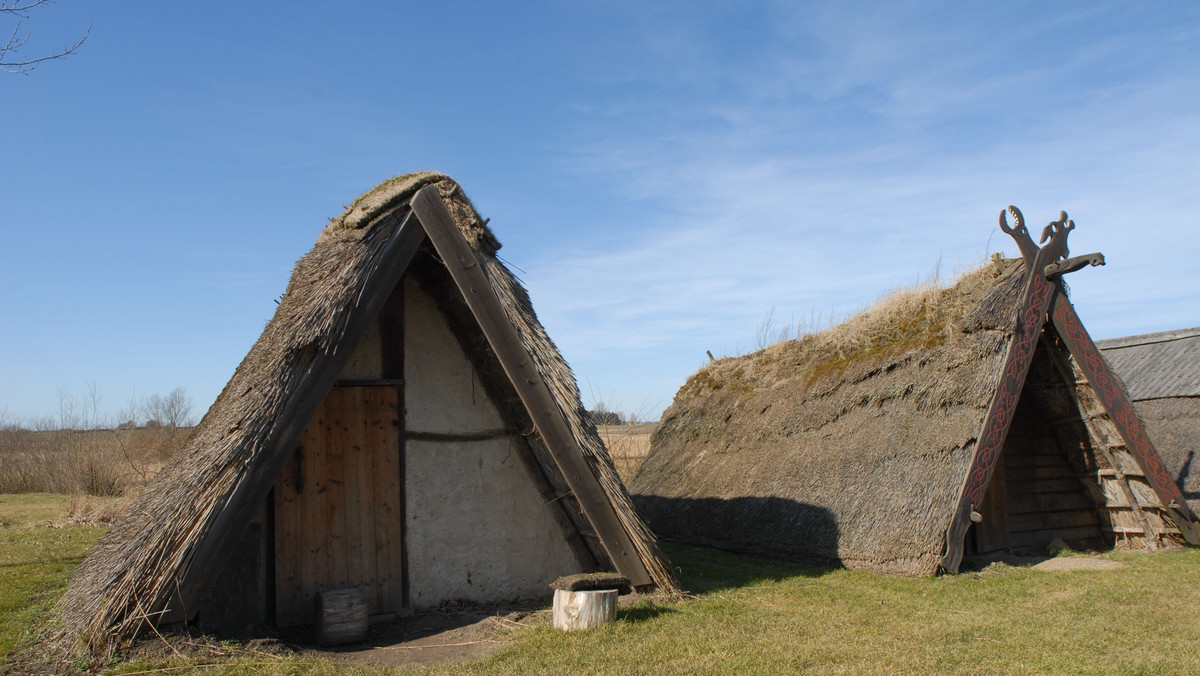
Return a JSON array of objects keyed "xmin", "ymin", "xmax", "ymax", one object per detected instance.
[
  {"xmin": 999, "ymin": 206, "xmax": 1103, "ymax": 279},
  {"xmin": 999, "ymin": 205, "xmax": 1038, "ymax": 264},
  {"xmin": 1037, "ymin": 211, "xmax": 1074, "ymax": 266}
]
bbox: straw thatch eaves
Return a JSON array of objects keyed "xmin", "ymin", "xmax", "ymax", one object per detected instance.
[
  {"xmin": 1098, "ymin": 327, "xmax": 1200, "ymax": 515},
  {"xmin": 634, "ymin": 210, "xmax": 1199, "ymax": 577},
  {"xmin": 55, "ymin": 173, "xmax": 676, "ymax": 659}
]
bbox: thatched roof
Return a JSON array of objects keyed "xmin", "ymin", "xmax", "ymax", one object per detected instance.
[
  {"xmin": 54, "ymin": 173, "xmax": 675, "ymax": 658},
  {"xmin": 633, "ymin": 258, "xmax": 1029, "ymax": 576},
  {"xmin": 1098, "ymin": 328, "xmax": 1200, "ymax": 515}
]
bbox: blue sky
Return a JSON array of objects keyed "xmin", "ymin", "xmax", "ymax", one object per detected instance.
[{"xmin": 3, "ymin": 1, "xmax": 1198, "ymax": 424}]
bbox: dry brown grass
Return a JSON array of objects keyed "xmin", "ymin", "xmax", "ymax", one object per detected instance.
[
  {"xmin": 66, "ymin": 493, "xmax": 135, "ymax": 525},
  {"xmin": 597, "ymin": 423, "xmax": 655, "ymax": 482},
  {"xmin": 0, "ymin": 427, "xmax": 187, "ymax": 496},
  {"xmin": 680, "ymin": 258, "xmax": 1021, "ymax": 401},
  {"xmin": 800, "ymin": 257, "xmax": 1018, "ymax": 384}
]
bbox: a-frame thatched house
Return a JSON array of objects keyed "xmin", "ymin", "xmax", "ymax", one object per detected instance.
[
  {"xmin": 55, "ymin": 174, "xmax": 676, "ymax": 658},
  {"xmin": 1098, "ymin": 327, "xmax": 1200, "ymax": 516},
  {"xmin": 633, "ymin": 208, "xmax": 1199, "ymax": 576}
]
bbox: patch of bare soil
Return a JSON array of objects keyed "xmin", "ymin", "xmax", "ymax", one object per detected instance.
[
  {"xmin": 119, "ymin": 602, "xmax": 551, "ymax": 671},
  {"xmin": 309, "ymin": 603, "xmax": 550, "ymax": 669},
  {"xmin": 121, "ymin": 593, "xmax": 660, "ymax": 671},
  {"xmin": 963, "ymin": 552, "xmax": 1124, "ymax": 574},
  {"xmin": 1030, "ymin": 557, "xmax": 1123, "ymax": 572}
]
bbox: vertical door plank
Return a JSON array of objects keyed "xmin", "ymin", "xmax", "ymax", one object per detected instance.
[
  {"xmin": 300, "ymin": 407, "xmax": 329, "ymax": 625},
  {"xmin": 324, "ymin": 390, "xmax": 350, "ymax": 592},
  {"xmin": 373, "ymin": 387, "xmax": 403, "ymax": 612},
  {"xmin": 273, "ymin": 448, "xmax": 302, "ymax": 626},
  {"xmin": 350, "ymin": 387, "xmax": 378, "ymax": 613},
  {"xmin": 974, "ymin": 455, "xmax": 1009, "ymax": 552}
]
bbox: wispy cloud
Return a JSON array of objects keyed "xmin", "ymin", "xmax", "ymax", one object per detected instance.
[{"xmin": 523, "ymin": 2, "xmax": 1200, "ymax": 415}]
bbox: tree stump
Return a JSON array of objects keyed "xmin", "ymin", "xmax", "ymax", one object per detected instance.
[
  {"xmin": 552, "ymin": 588, "xmax": 618, "ymax": 631},
  {"xmin": 314, "ymin": 588, "xmax": 367, "ymax": 646}
]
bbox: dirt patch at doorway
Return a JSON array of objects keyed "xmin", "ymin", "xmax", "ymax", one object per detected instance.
[
  {"xmin": 1030, "ymin": 557, "xmax": 1123, "ymax": 572},
  {"xmin": 117, "ymin": 603, "xmax": 547, "ymax": 671},
  {"xmin": 308, "ymin": 603, "xmax": 548, "ymax": 669},
  {"xmin": 963, "ymin": 552, "xmax": 1126, "ymax": 574}
]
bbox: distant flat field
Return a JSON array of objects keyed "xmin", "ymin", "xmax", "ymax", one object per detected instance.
[{"xmin": 596, "ymin": 423, "xmax": 656, "ymax": 481}]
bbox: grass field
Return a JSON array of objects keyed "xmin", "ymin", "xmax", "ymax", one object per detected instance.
[
  {"xmin": 4, "ymin": 494, "xmax": 1200, "ymax": 674},
  {"xmin": 0, "ymin": 495, "xmax": 106, "ymax": 664}
]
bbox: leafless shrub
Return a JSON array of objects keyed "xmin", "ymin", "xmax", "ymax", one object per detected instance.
[
  {"xmin": 144, "ymin": 387, "xmax": 194, "ymax": 429},
  {"xmin": 0, "ymin": 385, "xmax": 193, "ymax": 495},
  {"xmin": 67, "ymin": 492, "xmax": 133, "ymax": 525}
]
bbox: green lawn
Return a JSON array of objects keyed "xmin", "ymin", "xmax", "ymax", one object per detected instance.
[
  {"xmin": 427, "ymin": 544, "xmax": 1200, "ymax": 675},
  {"xmin": 0, "ymin": 494, "xmax": 105, "ymax": 663},
  {"xmin": 3, "ymin": 495, "xmax": 1199, "ymax": 674}
]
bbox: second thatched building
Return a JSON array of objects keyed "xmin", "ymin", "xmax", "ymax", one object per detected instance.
[{"xmin": 632, "ymin": 208, "xmax": 1198, "ymax": 576}]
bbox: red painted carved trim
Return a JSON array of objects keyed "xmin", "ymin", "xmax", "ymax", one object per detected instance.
[
  {"xmin": 1050, "ymin": 294, "xmax": 1197, "ymax": 526},
  {"xmin": 962, "ymin": 274, "xmax": 1056, "ymax": 509},
  {"xmin": 941, "ymin": 271, "xmax": 1057, "ymax": 571}
]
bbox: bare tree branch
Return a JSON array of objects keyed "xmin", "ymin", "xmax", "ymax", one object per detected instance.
[
  {"xmin": 0, "ymin": 0, "xmax": 88, "ymax": 73},
  {"xmin": 0, "ymin": 1, "xmax": 59, "ymax": 15}
]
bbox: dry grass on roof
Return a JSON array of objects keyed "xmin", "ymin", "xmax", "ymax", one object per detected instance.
[{"xmin": 684, "ymin": 255, "xmax": 1024, "ymax": 403}]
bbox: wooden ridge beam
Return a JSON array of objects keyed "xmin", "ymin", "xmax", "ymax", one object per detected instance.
[
  {"xmin": 943, "ymin": 270, "xmax": 1058, "ymax": 572},
  {"xmin": 1049, "ymin": 292, "xmax": 1200, "ymax": 544},
  {"xmin": 410, "ymin": 186, "xmax": 652, "ymax": 587}
]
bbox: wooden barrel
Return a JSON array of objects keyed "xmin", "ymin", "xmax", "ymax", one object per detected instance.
[
  {"xmin": 314, "ymin": 588, "xmax": 368, "ymax": 646},
  {"xmin": 552, "ymin": 588, "xmax": 618, "ymax": 631}
]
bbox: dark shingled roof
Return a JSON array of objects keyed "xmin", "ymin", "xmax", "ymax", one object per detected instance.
[
  {"xmin": 1096, "ymin": 327, "xmax": 1200, "ymax": 399},
  {"xmin": 1098, "ymin": 327, "xmax": 1200, "ymax": 516}
]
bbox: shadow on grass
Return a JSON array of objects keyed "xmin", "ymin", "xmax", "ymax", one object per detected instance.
[
  {"xmin": 636, "ymin": 495, "xmax": 842, "ymax": 594},
  {"xmin": 0, "ymin": 553, "xmax": 87, "ymax": 569},
  {"xmin": 662, "ymin": 541, "xmax": 835, "ymax": 595},
  {"xmin": 0, "ymin": 549, "xmax": 87, "ymax": 571},
  {"xmin": 618, "ymin": 604, "xmax": 679, "ymax": 623}
]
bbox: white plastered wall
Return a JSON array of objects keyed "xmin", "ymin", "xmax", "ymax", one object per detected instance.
[
  {"xmin": 340, "ymin": 322, "xmax": 382, "ymax": 379},
  {"xmin": 403, "ymin": 277, "xmax": 585, "ymax": 608}
]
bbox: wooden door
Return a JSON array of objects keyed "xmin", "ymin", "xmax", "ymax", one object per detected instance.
[{"xmin": 274, "ymin": 386, "xmax": 403, "ymax": 627}]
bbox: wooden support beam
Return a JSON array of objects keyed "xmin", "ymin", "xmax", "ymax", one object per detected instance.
[
  {"xmin": 941, "ymin": 270, "xmax": 1059, "ymax": 573},
  {"xmin": 1090, "ymin": 468, "xmax": 1145, "ymax": 478},
  {"xmin": 336, "ymin": 378, "xmax": 405, "ymax": 387},
  {"xmin": 170, "ymin": 210, "xmax": 425, "ymax": 620},
  {"xmin": 409, "ymin": 187, "xmax": 652, "ymax": 587},
  {"xmin": 1102, "ymin": 526, "xmax": 1183, "ymax": 535},
  {"xmin": 1049, "ymin": 293, "xmax": 1200, "ymax": 544}
]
